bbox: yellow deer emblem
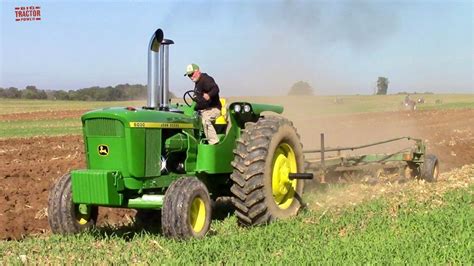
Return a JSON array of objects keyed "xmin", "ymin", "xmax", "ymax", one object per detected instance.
[{"xmin": 98, "ymin": 145, "xmax": 109, "ymax": 156}]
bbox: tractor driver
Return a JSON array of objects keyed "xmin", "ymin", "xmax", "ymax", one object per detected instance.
[{"xmin": 185, "ymin": 63, "xmax": 222, "ymax": 145}]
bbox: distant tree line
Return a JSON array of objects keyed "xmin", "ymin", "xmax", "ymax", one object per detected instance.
[{"xmin": 0, "ymin": 84, "xmax": 176, "ymax": 101}]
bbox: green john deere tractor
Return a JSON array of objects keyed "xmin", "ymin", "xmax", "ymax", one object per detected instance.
[{"xmin": 47, "ymin": 29, "xmax": 309, "ymax": 239}]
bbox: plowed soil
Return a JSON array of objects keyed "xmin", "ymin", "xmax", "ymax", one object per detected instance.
[{"xmin": 1, "ymin": 108, "xmax": 473, "ymax": 240}]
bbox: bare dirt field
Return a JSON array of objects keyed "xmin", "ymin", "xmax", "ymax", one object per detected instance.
[{"xmin": 1, "ymin": 108, "xmax": 473, "ymax": 240}]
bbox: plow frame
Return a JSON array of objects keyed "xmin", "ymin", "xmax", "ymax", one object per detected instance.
[{"xmin": 304, "ymin": 134, "xmax": 426, "ymax": 183}]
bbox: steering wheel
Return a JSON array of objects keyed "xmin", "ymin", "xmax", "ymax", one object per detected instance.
[{"xmin": 183, "ymin": 90, "xmax": 197, "ymax": 107}]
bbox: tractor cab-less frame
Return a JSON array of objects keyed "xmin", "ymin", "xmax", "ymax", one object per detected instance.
[{"xmin": 48, "ymin": 29, "xmax": 309, "ymax": 239}]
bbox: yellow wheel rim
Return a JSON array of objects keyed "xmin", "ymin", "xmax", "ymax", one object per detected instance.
[
  {"xmin": 272, "ymin": 143, "xmax": 297, "ymax": 209},
  {"xmin": 76, "ymin": 204, "xmax": 91, "ymax": 225},
  {"xmin": 189, "ymin": 197, "xmax": 206, "ymax": 233}
]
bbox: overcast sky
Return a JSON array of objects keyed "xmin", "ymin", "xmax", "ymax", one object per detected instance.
[{"xmin": 1, "ymin": 0, "xmax": 473, "ymax": 96}]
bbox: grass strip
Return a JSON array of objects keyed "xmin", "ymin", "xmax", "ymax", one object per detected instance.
[
  {"xmin": 0, "ymin": 118, "xmax": 82, "ymax": 138},
  {"xmin": 1, "ymin": 185, "xmax": 472, "ymax": 264}
]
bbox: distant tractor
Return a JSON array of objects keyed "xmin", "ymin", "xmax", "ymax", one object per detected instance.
[
  {"xmin": 48, "ymin": 29, "xmax": 439, "ymax": 239},
  {"xmin": 334, "ymin": 97, "xmax": 344, "ymax": 104},
  {"xmin": 403, "ymin": 94, "xmax": 417, "ymax": 111},
  {"xmin": 47, "ymin": 29, "xmax": 309, "ymax": 239}
]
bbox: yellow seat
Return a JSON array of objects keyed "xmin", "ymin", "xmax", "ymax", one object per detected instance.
[{"xmin": 215, "ymin": 98, "xmax": 227, "ymax": 125}]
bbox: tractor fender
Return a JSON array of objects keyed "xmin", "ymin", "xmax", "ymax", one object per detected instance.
[
  {"xmin": 228, "ymin": 102, "xmax": 284, "ymax": 116},
  {"xmin": 248, "ymin": 103, "xmax": 284, "ymax": 116},
  {"xmin": 228, "ymin": 102, "xmax": 284, "ymax": 129}
]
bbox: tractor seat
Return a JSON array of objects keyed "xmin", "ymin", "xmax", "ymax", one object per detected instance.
[{"xmin": 213, "ymin": 98, "xmax": 227, "ymax": 134}]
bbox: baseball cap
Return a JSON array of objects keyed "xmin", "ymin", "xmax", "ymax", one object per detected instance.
[{"xmin": 184, "ymin": 63, "xmax": 199, "ymax": 76}]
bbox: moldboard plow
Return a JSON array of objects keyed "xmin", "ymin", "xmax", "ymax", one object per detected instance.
[{"xmin": 302, "ymin": 134, "xmax": 439, "ymax": 184}]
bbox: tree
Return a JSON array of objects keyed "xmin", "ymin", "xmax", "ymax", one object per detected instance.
[
  {"xmin": 4, "ymin": 87, "xmax": 21, "ymax": 98},
  {"xmin": 22, "ymin": 85, "xmax": 46, "ymax": 99},
  {"xmin": 52, "ymin": 90, "xmax": 70, "ymax": 100},
  {"xmin": 21, "ymin": 87, "xmax": 35, "ymax": 99},
  {"xmin": 376, "ymin": 77, "xmax": 389, "ymax": 95},
  {"xmin": 288, "ymin": 81, "xmax": 313, "ymax": 95}
]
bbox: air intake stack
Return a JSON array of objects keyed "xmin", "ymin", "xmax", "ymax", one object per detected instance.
[{"xmin": 147, "ymin": 29, "xmax": 174, "ymax": 110}]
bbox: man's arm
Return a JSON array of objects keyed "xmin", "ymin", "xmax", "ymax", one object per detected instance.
[
  {"xmin": 205, "ymin": 77, "xmax": 219, "ymax": 98},
  {"xmin": 195, "ymin": 92, "xmax": 208, "ymax": 110}
]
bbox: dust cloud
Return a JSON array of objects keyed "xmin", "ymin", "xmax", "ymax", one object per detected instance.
[
  {"xmin": 231, "ymin": 1, "xmax": 399, "ymax": 95},
  {"xmin": 167, "ymin": 1, "xmax": 399, "ymax": 96}
]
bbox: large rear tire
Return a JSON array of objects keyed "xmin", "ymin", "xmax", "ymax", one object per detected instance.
[
  {"xmin": 47, "ymin": 173, "xmax": 98, "ymax": 234},
  {"xmin": 230, "ymin": 116, "xmax": 305, "ymax": 226},
  {"xmin": 161, "ymin": 177, "xmax": 212, "ymax": 239}
]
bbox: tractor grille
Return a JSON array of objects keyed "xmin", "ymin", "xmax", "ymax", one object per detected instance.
[
  {"xmin": 145, "ymin": 129, "xmax": 161, "ymax": 176},
  {"xmin": 85, "ymin": 118, "xmax": 124, "ymax": 137}
]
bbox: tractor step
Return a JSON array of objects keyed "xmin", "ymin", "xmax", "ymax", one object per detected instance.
[{"xmin": 128, "ymin": 194, "xmax": 164, "ymax": 209}]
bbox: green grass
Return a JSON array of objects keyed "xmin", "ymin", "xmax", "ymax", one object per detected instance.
[
  {"xmin": 1, "ymin": 185, "xmax": 472, "ymax": 264},
  {"xmin": 0, "ymin": 118, "xmax": 81, "ymax": 138},
  {"xmin": 0, "ymin": 99, "xmax": 145, "ymax": 138},
  {"xmin": 0, "ymin": 99, "xmax": 146, "ymax": 114}
]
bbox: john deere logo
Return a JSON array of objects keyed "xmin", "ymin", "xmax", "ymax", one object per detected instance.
[{"xmin": 98, "ymin": 145, "xmax": 109, "ymax": 156}]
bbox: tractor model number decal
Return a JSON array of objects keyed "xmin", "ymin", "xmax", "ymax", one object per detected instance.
[
  {"xmin": 129, "ymin": 122, "xmax": 193, "ymax": 129},
  {"xmin": 98, "ymin": 145, "xmax": 109, "ymax": 156}
]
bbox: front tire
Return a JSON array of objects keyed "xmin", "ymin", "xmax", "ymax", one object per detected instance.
[
  {"xmin": 47, "ymin": 174, "xmax": 98, "ymax": 234},
  {"xmin": 161, "ymin": 177, "xmax": 212, "ymax": 239},
  {"xmin": 230, "ymin": 116, "xmax": 305, "ymax": 226}
]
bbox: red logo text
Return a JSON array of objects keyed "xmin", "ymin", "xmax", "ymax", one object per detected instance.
[{"xmin": 15, "ymin": 6, "xmax": 42, "ymax": 22}]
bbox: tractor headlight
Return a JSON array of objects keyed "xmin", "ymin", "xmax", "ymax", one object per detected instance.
[
  {"xmin": 233, "ymin": 104, "xmax": 242, "ymax": 113},
  {"xmin": 243, "ymin": 104, "xmax": 251, "ymax": 113}
]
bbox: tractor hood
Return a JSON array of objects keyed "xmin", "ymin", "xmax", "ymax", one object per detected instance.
[
  {"xmin": 80, "ymin": 107, "xmax": 197, "ymax": 179},
  {"xmin": 81, "ymin": 107, "xmax": 198, "ymax": 129}
]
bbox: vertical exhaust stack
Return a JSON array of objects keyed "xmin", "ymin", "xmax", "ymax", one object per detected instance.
[
  {"xmin": 160, "ymin": 39, "xmax": 174, "ymax": 109},
  {"xmin": 147, "ymin": 29, "xmax": 163, "ymax": 109},
  {"xmin": 147, "ymin": 28, "xmax": 174, "ymax": 110}
]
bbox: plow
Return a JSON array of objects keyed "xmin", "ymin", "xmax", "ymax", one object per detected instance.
[
  {"xmin": 47, "ymin": 28, "xmax": 439, "ymax": 239},
  {"xmin": 304, "ymin": 135, "xmax": 438, "ymax": 184}
]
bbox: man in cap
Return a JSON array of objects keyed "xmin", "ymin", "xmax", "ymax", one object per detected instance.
[{"xmin": 185, "ymin": 63, "xmax": 222, "ymax": 145}]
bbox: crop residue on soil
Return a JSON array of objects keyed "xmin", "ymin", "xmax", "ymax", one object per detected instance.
[{"xmin": 304, "ymin": 164, "xmax": 474, "ymax": 212}]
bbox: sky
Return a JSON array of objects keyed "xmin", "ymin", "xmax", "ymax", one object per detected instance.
[{"xmin": 0, "ymin": 0, "xmax": 473, "ymax": 96}]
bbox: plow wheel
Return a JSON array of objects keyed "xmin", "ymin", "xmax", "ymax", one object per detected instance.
[
  {"xmin": 161, "ymin": 177, "xmax": 212, "ymax": 239},
  {"xmin": 420, "ymin": 154, "xmax": 439, "ymax": 182},
  {"xmin": 48, "ymin": 174, "xmax": 98, "ymax": 234},
  {"xmin": 230, "ymin": 116, "xmax": 305, "ymax": 227}
]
